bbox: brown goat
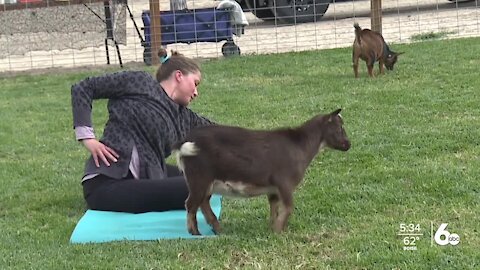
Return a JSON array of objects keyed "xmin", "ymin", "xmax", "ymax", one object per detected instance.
[
  {"xmin": 352, "ymin": 23, "xmax": 402, "ymax": 78},
  {"xmin": 173, "ymin": 109, "xmax": 351, "ymax": 235}
]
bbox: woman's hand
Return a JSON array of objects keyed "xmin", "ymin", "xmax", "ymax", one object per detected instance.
[{"xmin": 81, "ymin": 139, "xmax": 119, "ymax": 167}]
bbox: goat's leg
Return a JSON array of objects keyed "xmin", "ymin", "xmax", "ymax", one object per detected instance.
[
  {"xmin": 379, "ymin": 59, "xmax": 385, "ymax": 75},
  {"xmin": 200, "ymin": 196, "xmax": 221, "ymax": 234},
  {"xmin": 352, "ymin": 53, "xmax": 360, "ymax": 78},
  {"xmin": 367, "ymin": 62, "xmax": 375, "ymax": 77},
  {"xmin": 185, "ymin": 193, "xmax": 203, "ymax": 235},
  {"xmin": 367, "ymin": 54, "xmax": 375, "ymax": 77},
  {"xmin": 268, "ymin": 194, "xmax": 280, "ymax": 227},
  {"xmin": 185, "ymin": 179, "xmax": 210, "ymax": 235},
  {"xmin": 272, "ymin": 188, "xmax": 294, "ymax": 233}
]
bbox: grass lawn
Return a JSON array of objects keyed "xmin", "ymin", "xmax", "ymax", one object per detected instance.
[{"xmin": 0, "ymin": 37, "xmax": 479, "ymax": 269}]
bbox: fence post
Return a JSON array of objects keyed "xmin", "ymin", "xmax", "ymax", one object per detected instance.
[
  {"xmin": 371, "ymin": 0, "xmax": 382, "ymax": 34},
  {"xmin": 149, "ymin": 0, "xmax": 161, "ymax": 65}
]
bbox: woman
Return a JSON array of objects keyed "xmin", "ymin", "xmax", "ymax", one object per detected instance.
[{"xmin": 71, "ymin": 49, "xmax": 213, "ymax": 213}]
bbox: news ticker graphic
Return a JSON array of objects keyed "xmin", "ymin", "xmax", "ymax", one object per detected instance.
[{"xmin": 397, "ymin": 222, "xmax": 460, "ymax": 251}]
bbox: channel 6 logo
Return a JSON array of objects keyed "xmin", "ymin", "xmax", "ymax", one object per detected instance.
[{"xmin": 434, "ymin": 223, "xmax": 460, "ymax": 246}]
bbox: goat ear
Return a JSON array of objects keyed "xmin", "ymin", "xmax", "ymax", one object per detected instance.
[
  {"xmin": 395, "ymin": 52, "xmax": 404, "ymax": 56},
  {"xmin": 332, "ymin": 108, "xmax": 342, "ymax": 115},
  {"xmin": 328, "ymin": 109, "xmax": 342, "ymax": 122}
]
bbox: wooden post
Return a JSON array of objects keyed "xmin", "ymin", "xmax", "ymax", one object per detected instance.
[
  {"xmin": 371, "ymin": 0, "xmax": 382, "ymax": 34},
  {"xmin": 149, "ymin": 0, "xmax": 161, "ymax": 65}
]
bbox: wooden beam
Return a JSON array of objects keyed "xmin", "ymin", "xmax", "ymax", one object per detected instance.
[
  {"xmin": 149, "ymin": 0, "xmax": 161, "ymax": 65},
  {"xmin": 371, "ymin": 0, "xmax": 382, "ymax": 34}
]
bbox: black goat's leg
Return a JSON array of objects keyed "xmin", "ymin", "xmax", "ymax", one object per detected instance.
[
  {"xmin": 268, "ymin": 194, "xmax": 280, "ymax": 228},
  {"xmin": 200, "ymin": 195, "xmax": 221, "ymax": 234},
  {"xmin": 185, "ymin": 193, "xmax": 202, "ymax": 235},
  {"xmin": 272, "ymin": 185, "xmax": 294, "ymax": 233},
  {"xmin": 184, "ymin": 177, "xmax": 210, "ymax": 235}
]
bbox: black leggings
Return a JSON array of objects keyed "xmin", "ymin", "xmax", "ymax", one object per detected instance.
[{"xmin": 82, "ymin": 165, "xmax": 189, "ymax": 213}]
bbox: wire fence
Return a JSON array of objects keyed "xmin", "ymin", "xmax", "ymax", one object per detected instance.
[{"xmin": 0, "ymin": 0, "xmax": 478, "ymax": 72}]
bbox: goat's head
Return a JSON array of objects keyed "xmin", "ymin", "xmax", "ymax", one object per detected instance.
[
  {"xmin": 385, "ymin": 51, "xmax": 403, "ymax": 71},
  {"xmin": 323, "ymin": 109, "xmax": 351, "ymax": 151}
]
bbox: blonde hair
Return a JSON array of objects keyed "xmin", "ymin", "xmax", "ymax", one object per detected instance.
[{"xmin": 156, "ymin": 48, "xmax": 200, "ymax": 82}]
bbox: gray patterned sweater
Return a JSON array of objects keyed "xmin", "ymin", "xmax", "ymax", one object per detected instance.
[{"xmin": 71, "ymin": 70, "xmax": 213, "ymax": 180}]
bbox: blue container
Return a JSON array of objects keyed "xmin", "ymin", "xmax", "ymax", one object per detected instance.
[
  {"xmin": 142, "ymin": 8, "xmax": 233, "ymax": 46},
  {"xmin": 141, "ymin": 8, "xmax": 240, "ymax": 64}
]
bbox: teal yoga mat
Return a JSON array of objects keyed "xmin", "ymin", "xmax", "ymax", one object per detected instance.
[{"xmin": 70, "ymin": 195, "xmax": 222, "ymax": 243}]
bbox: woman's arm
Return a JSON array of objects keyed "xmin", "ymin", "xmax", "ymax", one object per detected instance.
[
  {"xmin": 71, "ymin": 71, "xmax": 148, "ymax": 127},
  {"xmin": 71, "ymin": 71, "xmax": 148, "ymax": 166}
]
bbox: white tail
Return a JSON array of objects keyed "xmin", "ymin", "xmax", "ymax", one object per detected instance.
[{"xmin": 175, "ymin": 142, "xmax": 199, "ymax": 172}]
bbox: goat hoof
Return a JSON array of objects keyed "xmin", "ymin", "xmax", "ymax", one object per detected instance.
[
  {"xmin": 271, "ymin": 224, "xmax": 285, "ymax": 234},
  {"xmin": 188, "ymin": 228, "xmax": 201, "ymax": 236},
  {"xmin": 211, "ymin": 221, "xmax": 222, "ymax": 234},
  {"xmin": 212, "ymin": 225, "xmax": 222, "ymax": 235},
  {"xmin": 272, "ymin": 228, "xmax": 282, "ymax": 234},
  {"xmin": 189, "ymin": 231, "xmax": 201, "ymax": 236}
]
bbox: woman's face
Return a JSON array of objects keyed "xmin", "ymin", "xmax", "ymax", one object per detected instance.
[{"xmin": 174, "ymin": 70, "xmax": 201, "ymax": 106}]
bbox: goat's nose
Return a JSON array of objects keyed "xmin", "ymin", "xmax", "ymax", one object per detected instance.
[{"xmin": 343, "ymin": 141, "xmax": 351, "ymax": 151}]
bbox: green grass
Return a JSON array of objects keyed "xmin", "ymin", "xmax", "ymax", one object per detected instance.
[
  {"xmin": 1, "ymin": 37, "xmax": 479, "ymax": 269},
  {"xmin": 410, "ymin": 31, "xmax": 456, "ymax": 41}
]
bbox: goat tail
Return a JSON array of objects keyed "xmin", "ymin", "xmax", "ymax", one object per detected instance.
[
  {"xmin": 173, "ymin": 142, "xmax": 199, "ymax": 172},
  {"xmin": 354, "ymin": 23, "xmax": 362, "ymax": 44},
  {"xmin": 179, "ymin": 142, "xmax": 199, "ymax": 156}
]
